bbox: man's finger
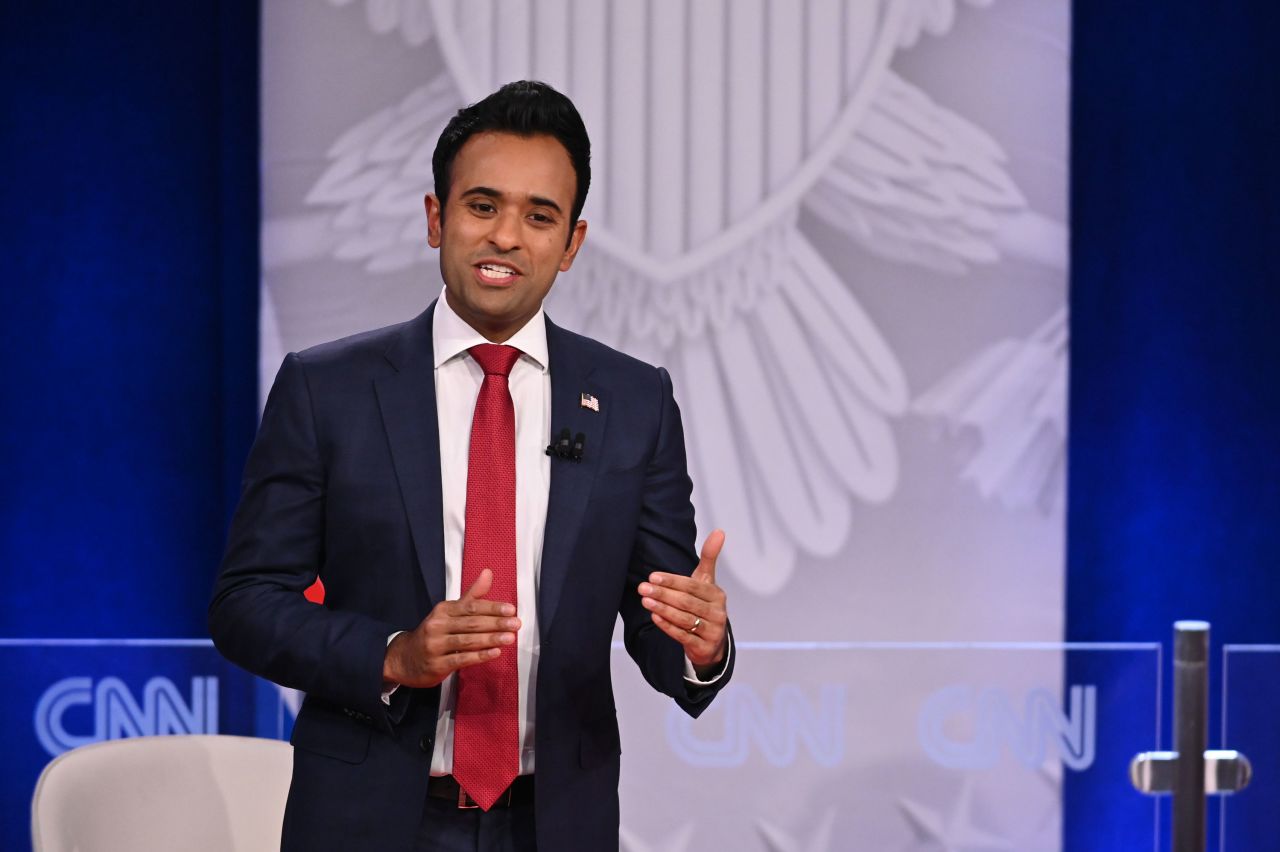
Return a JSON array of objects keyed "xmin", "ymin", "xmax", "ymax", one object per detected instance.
[
  {"xmin": 443, "ymin": 648, "xmax": 503, "ymax": 672},
  {"xmin": 649, "ymin": 612, "xmax": 697, "ymax": 648},
  {"xmin": 455, "ymin": 569, "xmax": 516, "ymax": 617},
  {"xmin": 691, "ymin": 529, "xmax": 725, "ymax": 583},
  {"xmin": 642, "ymin": 596, "xmax": 716, "ymax": 634},
  {"xmin": 461, "ymin": 568, "xmax": 493, "ymax": 601},
  {"xmin": 444, "ymin": 614, "xmax": 521, "ymax": 634},
  {"xmin": 640, "ymin": 580, "xmax": 721, "ymax": 614},
  {"xmin": 644, "ymin": 571, "xmax": 726, "ymax": 604},
  {"xmin": 445, "ymin": 600, "xmax": 513, "ymax": 619},
  {"xmin": 445, "ymin": 631, "xmax": 516, "ymax": 652},
  {"xmin": 649, "ymin": 611, "xmax": 720, "ymax": 656}
]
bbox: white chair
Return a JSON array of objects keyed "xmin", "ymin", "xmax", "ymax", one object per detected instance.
[{"xmin": 31, "ymin": 734, "xmax": 293, "ymax": 852}]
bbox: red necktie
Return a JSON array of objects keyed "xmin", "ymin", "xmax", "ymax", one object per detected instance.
[{"xmin": 452, "ymin": 343, "xmax": 522, "ymax": 810}]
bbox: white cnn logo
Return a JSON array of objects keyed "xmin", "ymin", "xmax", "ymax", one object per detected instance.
[
  {"xmin": 34, "ymin": 676, "xmax": 219, "ymax": 757},
  {"xmin": 665, "ymin": 683, "xmax": 846, "ymax": 768},
  {"xmin": 917, "ymin": 684, "xmax": 1097, "ymax": 771}
]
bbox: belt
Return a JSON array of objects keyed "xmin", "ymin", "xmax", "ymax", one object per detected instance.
[{"xmin": 427, "ymin": 774, "xmax": 535, "ymax": 809}]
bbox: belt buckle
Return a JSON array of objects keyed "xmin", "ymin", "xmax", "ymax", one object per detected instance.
[{"xmin": 458, "ymin": 783, "xmax": 513, "ymax": 809}]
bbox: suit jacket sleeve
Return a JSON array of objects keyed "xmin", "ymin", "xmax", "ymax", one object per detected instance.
[
  {"xmin": 208, "ymin": 353, "xmax": 397, "ymax": 725},
  {"xmin": 617, "ymin": 366, "xmax": 734, "ymax": 717}
]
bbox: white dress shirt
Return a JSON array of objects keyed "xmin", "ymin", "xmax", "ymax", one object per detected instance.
[{"xmin": 389, "ymin": 289, "xmax": 728, "ymax": 776}]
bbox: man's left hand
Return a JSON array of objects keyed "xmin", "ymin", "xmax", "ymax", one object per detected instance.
[{"xmin": 639, "ymin": 529, "xmax": 729, "ymax": 676}]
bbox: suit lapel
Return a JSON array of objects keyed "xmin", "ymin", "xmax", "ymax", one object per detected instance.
[
  {"xmin": 538, "ymin": 320, "xmax": 608, "ymax": 640},
  {"xmin": 374, "ymin": 303, "xmax": 447, "ymax": 607}
]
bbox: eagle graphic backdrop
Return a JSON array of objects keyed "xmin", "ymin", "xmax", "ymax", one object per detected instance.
[{"xmin": 261, "ymin": 0, "xmax": 1071, "ymax": 847}]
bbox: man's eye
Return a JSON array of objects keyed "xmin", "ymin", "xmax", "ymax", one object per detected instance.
[
  {"xmin": 470, "ymin": 202, "xmax": 496, "ymax": 214},
  {"xmin": 529, "ymin": 213, "xmax": 553, "ymax": 224}
]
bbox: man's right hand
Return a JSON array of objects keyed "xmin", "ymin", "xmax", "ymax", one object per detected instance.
[{"xmin": 382, "ymin": 569, "xmax": 520, "ymax": 689}]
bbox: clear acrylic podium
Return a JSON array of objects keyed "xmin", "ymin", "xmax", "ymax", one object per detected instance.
[
  {"xmin": 1219, "ymin": 644, "xmax": 1279, "ymax": 850},
  {"xmin": 611, "ymin": 641, "xmax": 1161, "ymax": 851}
]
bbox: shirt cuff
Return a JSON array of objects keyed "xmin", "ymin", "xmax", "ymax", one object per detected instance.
[
  {"xmin": 381, "ymin": 631, "xmax": 405, "ymax": 706},
  {"xmin": 682, "ymin": 637, "xmax": 733, "ymax": 685}
]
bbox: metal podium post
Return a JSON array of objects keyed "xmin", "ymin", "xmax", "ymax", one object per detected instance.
[{"xmin": 1130, "ymin": 621, "xmax": 1253, "ymax": 852}]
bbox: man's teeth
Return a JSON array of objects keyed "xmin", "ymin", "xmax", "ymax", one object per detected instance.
[{"xmin": 478, "ymin": 264, "xmax": 517, "ymax": 279}]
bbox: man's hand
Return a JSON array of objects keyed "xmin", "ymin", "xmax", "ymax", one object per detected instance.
[
  {"xmin": 382, "ymin": 569, "xmax": 520, "ymax": 689},
  {"xmin": 638, "ymin": 530, "xmax": 729, "ymax": 676}
]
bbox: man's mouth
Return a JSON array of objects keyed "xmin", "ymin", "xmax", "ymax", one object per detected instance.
[{"xmin": 476, "ymin": 263, "xmax": 520, "ymax": 282}]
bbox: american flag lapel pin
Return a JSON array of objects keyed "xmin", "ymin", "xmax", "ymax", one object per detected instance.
[{"xmin": 580, "ymin": 392, "xmax": 600, "ymax": 412}]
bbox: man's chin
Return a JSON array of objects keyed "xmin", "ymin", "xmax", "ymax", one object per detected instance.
[{"xmin": 468, "ymin": 302, "xmax": 536, "ymax": 341}]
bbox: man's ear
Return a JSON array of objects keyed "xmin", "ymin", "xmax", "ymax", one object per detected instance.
[
  {"xmin": 425, "ymin": 193, "xmax": 443, "ymax": 248},
  {"xmin": 559, "ymin": 219, "xmax": 588, "ymax": 272}
]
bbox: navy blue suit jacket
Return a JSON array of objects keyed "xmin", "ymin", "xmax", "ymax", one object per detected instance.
[{"xmin": 209, "ymin": 302, "xmax": 732, "ymax": 850}]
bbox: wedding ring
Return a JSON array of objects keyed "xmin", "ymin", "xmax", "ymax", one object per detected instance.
[{"xmin": 690, "ymin": 617, "xmax": 702, "ymax": 634}]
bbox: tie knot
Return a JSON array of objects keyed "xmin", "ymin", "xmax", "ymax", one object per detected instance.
[{"xmin": 469, "ymin": 344, "xmax": 522, "ymax": 377}]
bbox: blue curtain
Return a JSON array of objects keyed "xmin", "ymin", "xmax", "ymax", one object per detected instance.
[
  {"xmin": 1066, "ymin": 1, "xmax": 1280, "ymax": 846},
  {"xmin": 0, "ymin": 1, "xmax": 258, "ymax": 638}
]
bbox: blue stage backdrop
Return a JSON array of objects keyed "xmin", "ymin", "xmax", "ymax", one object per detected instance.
[
  {"xmin": 0, "ymin": 0, "xmax": 258, "ymax": 639},
  {"xmin": 1065, "ymin": 0, "xmax": 1280, "ymax": 847},
  {"xmin": 0, "ymin": 1, "xmax": 258, "ymax": 843}
]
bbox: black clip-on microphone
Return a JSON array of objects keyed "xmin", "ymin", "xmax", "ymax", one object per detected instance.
[
  {"xmin": 546, "ymin": 428, "xmax": 586, "ymax": 463},
  {"xmin": 546, "ymin": 428, "xmax": 572, "ymax": 459}
]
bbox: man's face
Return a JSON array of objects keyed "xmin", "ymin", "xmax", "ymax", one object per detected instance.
[{"xmin": 426, "ymin": 131, "xmax": 587, "ymax": 342}]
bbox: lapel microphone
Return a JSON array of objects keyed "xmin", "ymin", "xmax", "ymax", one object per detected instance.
[
  {"xmin": 546, "ymin": 428, "xmax": 586, "ymax": 462},
  {"xmin": 546, "ymin": 428, "xmax": 571, "ymax": 459}
]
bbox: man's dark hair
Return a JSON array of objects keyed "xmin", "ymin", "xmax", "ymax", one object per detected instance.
[{"xmin": 432, "ymin": 80, "xmax": 592, "ymax": 229}]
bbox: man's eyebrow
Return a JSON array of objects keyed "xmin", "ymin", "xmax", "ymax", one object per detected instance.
[
  {"xmin": 527, "ymin": 195, "xmax": 564, "ymax": 214},
  {"xmin": 459, "ymin": 186, "xmax": 564, "ymax": 215}
]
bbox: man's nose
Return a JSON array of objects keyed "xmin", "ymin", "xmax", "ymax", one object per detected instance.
[{"xmin": 487, "ymin": 210, "xmax": 521, "ymax": 251}]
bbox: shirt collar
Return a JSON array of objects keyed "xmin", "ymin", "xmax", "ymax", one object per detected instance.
[{"xmin": 431, "ymin": 286, "xmax": 549, "ymax": 373}]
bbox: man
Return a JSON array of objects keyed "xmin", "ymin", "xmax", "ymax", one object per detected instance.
[{"xmin": 209, "ymin": 81, "xmax": 733, "ymax": 851}]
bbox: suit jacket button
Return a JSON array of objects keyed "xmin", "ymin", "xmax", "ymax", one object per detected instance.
[{"xmin": 419, "ymin": 734, "xmax": 432, "ymax": 753}]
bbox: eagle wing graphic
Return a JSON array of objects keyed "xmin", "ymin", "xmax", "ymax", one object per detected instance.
[{"xmin": 268, "ymin": 0, "xmax": 1065, "ymax": 593}]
